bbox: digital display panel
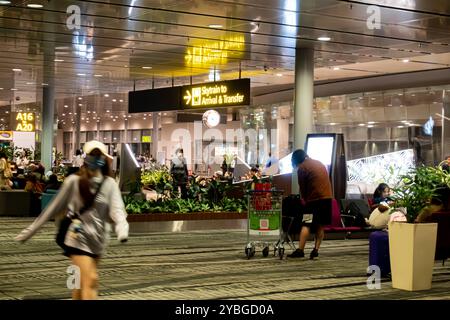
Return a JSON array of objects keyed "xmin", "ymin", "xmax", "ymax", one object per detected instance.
[{"xmin": 305, "ymin": 136, "xmax": 335, "ymax": 173}]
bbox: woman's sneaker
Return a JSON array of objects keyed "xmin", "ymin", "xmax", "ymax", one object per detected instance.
[
  {"xmin": 287, "ymin": 249, "xmax": 304, "ymax": 258},
  {"xmin": 310, "ymin": 249, "xmax": 319, "ymax": 260}
]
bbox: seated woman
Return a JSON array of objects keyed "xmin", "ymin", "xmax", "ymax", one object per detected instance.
[
  {"xmin": 24, "ymin": 174, "xmax": 44, "ymax": 194},
  {"xmin": 371, "ymin": 183, "xmax": 393, "ymax": 211},
  {"xmin": 44, "ymin": 174, "xmax": 61, "ymax": 192}
]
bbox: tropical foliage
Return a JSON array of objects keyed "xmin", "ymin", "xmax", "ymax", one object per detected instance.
[
  {"xmin": 391, "ymin": 162, "xmax": 450, "ymax": 223},
  {"xmin": 124, "ymin": 196, "xmax": 247, "ymax": 214}
]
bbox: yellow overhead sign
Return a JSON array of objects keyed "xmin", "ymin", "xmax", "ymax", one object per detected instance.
[
  {"xmin": 184, "ymin": 35, "xmax": 245, "ymax": 68},
  {"xmin": 142, "ymin": 136, "xmax": 152, "ymax": 143},
  {"xmin": 12, "ymin": 112, "xmax": 35, "ymax": 132},
  {"xmin": 182, "ymin": 79, "xmax": 250, "ymax": 108}
]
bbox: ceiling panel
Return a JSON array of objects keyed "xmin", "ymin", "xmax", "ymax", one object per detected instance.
[{"xmin": 0, "ymin": 0, "xmax": 448, "ymax": 108}]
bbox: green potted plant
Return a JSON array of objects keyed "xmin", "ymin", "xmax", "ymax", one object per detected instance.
[{"xmin": 388, "ymin": 163, "xmax": 450, "ymax": 291}]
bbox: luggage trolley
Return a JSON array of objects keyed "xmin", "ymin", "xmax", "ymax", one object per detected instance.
[{"xmin": 245, "ymin": 190, "xmax": 285, "ymax": 259}]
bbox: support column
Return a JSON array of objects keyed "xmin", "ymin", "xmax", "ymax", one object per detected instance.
[
  {"xmin": 41, "ymin": 1, "xmax": 56, "ymax": 171},
  {"xmin": 292, "ymin": 47, "xmax": 314, "ymax": 193},
  {"xmin": 152, "ymin": 112, "xmax": 159, "ymax": 163},
  {"xmin": 41, "ymin": 52, "xmax": 55, "ymax": 171},
  {"xmin": 442, "ymin": 92, "xmax": 450, "ymax": 159},
  {"xmin": 74, "ymin": 102, "xmax": 81, "ymax": 152}
]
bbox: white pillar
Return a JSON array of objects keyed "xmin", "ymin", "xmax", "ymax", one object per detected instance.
[
  {"xmin": 152, "ymin": 112, "xmax": 159, "ymax": 161},
  {"xmin": 292, "ymin": 47, "xmax": 314, "ymax": 193}
]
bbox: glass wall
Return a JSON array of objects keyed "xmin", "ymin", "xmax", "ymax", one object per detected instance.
[
  {"xmin": 313, "ymin": 85, "xmax": 450, "ymax": 166},
  {"xmin": 64, "ymin": 129, "xmax": 153, "ymax": 159}
]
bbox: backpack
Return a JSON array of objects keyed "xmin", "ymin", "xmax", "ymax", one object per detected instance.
[{"xmin": 343, "ymin": 201, "xmax": 368, "ymax": 227}]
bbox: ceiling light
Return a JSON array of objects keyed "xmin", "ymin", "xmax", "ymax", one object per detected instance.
[
  {"xmin": 12, "ymin": 68, "xmax": 22, "ymax": 72},
  {"xmin": 10, "ymin": 88, "xmax": 17, "ymax": 91},
  {"xmin": 402, "ymin": 59, "xmax": 409, "ymax": 63},
  {"xmin": 26, "ymin": 82, "xmax": 35, "ymax": 85},
  {"xmin": 317, "ymin": 36, "xmax": 331, "ymax": 41},
  {"xmin": 397, "ymin": 125, "xmax": 404, "ymax": 128},
  {"xmin": 112, "ymin": 99, "xmax": 117, "ymax": 102},
  {"xmin": 358, "ymin": 123, "xmax": 365, "ymax": 127},
  {"xmin": 42, "ymin": 83, "xmax": 48, "ymax": 86},
  {"xmin": 27, "ymin": 3, "xmax": 43, "ymax": 8},
  {"xmin": 62, "ymin": 114, "xmax": 65, "ymax": 116},
  {"xmin": 54, "ymin": 59, "xmax": 64, "ymax": 62},
  {"xmin": 368, "ymin": 121, "xmax": 375, "ymax": 124},
  {"xmin": 367, "ymin": 125, "xmax": 374, "ymax": 128},
  {"xmin": 106, "ymin": 110, "xmax": 110, "ymax": 113},
  {"xmin": 142, "ymin": 66, "xmax": 152, "ymax": 69},
  {"xmin": 119, "ymin": 99, "xmax": 123, "ymax": 102},
  {"xmin": 143, "ymin": 118, "xmax": 146, "ymax": 120},
  {"xmin": 94, "ymin": 74, "xmax": 103, "ymax": 77},
  {"xmin": 78, "ymin": 104, "xmax": 82, "ymax": 106},
  {"xmin": 104, "ymin": 94, "xmax": 109, "ymax": 97},
  {"xmin": 208, "ymin": 24, "xmax": 223, "ymax": 28},
  {"xmin": 77, "ymin": 73, "xmax": 86, "ymax": 76},
  {"xmin": 0, "ymin": 1, "xmax": 12, "ymax": 5},
  {"xmin": 78, "ymin": 97, "xmax": 82, "ymax": 100},
  {"xmin": 276, "ymin": 73, "xmax": 283, "ymax": 77},
  {"xmin": 329, "ymin": 123, "xmax": 336, "ymax": 126},
  {"xmin": 0, "ymin": 88, "xmax": 3, "ymax": 90},
  {"xmin": 333, "ymin": 67, "xmax": 340, "ymax": 71},
  {"xmin": 64, "ymin": 105, "xmax": 68, "ymax": 108}
]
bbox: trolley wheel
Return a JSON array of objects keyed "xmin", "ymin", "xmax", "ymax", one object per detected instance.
[
  {"xmin": 250, "ymin": 246, "xmax": 256, "ymax": 258},
  {"xmin": 245, "ymin": 247, "xmax": 251, "ymax": 259},
  {"xmin": 245, "ymin": 245, "xmax": 256, "ymax": 259},
  {"xmin": 278, "ymin": 247, "xmax": 285, "ymax": 260},
  {"xmin": 262, "ymin": 247, "xmax": 269, "ymax": 257}
]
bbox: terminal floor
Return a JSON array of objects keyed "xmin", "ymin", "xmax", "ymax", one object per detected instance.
[{"xmin": 0, "ymin": 217, "xmax": 449, "ymax": 300}]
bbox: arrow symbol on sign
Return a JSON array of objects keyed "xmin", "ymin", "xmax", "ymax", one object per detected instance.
[{"xmin": 184, "ymin": 90, "xmax": 191, "ymax": 105}]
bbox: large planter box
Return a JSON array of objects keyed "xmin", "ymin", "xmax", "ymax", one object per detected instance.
[
  {"xmin": 389, "ymin": 222, "xmax": 438, "ymax": 291},
  {"xmin": 127, "ymin": 212, "xmax": 247, "ymax": 222}
]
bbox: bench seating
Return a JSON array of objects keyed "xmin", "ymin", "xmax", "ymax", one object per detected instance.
[{"xmin": 0, "ymin": 190, "xmax": 33, "ymax": 216}]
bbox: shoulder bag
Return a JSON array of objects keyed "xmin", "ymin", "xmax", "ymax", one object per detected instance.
[{"xmin": 56, "ymin": 178, "xmax": 105, "ymax": 249}]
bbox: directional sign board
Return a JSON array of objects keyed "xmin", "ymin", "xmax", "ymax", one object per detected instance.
[
  {"xmin": 181, "ymin": 79, "xmax": 250, "ymax": 109},
  {"xmin": 129, "ymin": 79, "xmax": 250, "ymax": 113}
]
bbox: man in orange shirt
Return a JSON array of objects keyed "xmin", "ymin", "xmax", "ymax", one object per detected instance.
[{"xmin": 288, "ymin": 149, "xmax": 333, "ymax": 260}]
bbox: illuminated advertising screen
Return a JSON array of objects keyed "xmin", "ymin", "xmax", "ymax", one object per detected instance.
[{"xmin": 305, "ymin": 136, "xmax": 335, "ymax": 173}]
